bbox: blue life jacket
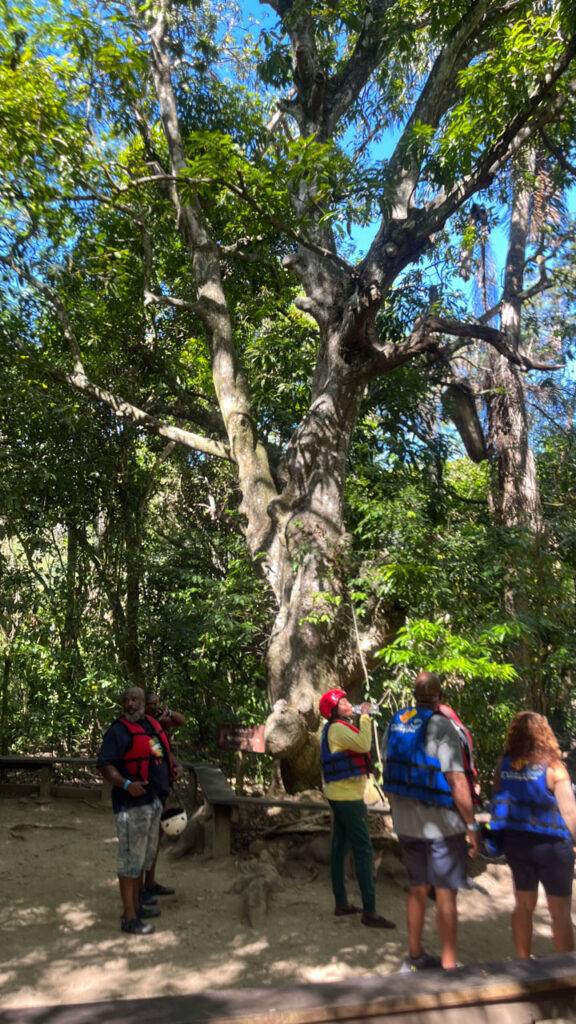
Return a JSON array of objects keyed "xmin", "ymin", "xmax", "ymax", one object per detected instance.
[
  {"xmin": 383, "ymin": 706, "xmax": 455, "ymax": 808},
  {"xmin": 321, "ymin": 719, "xmax": 371, "ymax": 784},
  {"xmin": 489, "ymin": 756, "xmax": 570, "ymax": 839}
]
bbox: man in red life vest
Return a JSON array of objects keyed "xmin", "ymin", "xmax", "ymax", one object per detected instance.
[
  {"xmin": 320, "ymin": 688, "xmax": 396, "ymax": 928},
  {"xmin": 98, "ymin": 686, "xmax": 182, "ymax": 935},
  {"xmin": 140, "ymin": 690, "xmax": 187, "ymax": 903}
]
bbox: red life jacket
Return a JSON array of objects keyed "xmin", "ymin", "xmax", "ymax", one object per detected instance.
[
  {"xmin": 438, "ymin": 704, "xmax": 480, "ymax": 805},
  {"xmin": 119, "ymin": 714, "xmax": 174, "ymax": 782}
]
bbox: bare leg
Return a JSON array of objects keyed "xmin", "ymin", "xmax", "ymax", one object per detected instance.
[
  {"xmin": 406, "ymin": 885, "xmax": 430, "ymax": 958},
  {"xmin": 118, "ymin": 876, "xmax": 140, "ymax": 920},
  {"xmin": 435, "ymin": 887, "xmax": 458, "ymax": 968},
  {"xmin": 546, "ymin": 894, "xmax": 574, "ymax": 953},
  {"xmin": 511, "ymin": 889, "xmax": 538, "ymax": 958}
]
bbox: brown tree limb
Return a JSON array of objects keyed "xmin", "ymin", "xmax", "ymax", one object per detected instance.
[{"xmin": 365, "ymin": 315, "xmax": 565, "ymax": 377}]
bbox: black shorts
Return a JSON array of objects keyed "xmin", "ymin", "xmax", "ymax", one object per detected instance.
[{"xmin": 503, "ymin": 832, "xmax": 575, "ymax": 898}]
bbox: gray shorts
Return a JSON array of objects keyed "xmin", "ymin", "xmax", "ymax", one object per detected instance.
[
  {"xmin": 398, "ymin": 833, "xmax": 468, "ymax": 890},
  {"xmin": 114, "ymin": 797, "xmax": 163, "ymax": 878}
]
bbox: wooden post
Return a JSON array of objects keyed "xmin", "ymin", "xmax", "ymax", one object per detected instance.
[
  {"xmin": 234, "ymin": 751, "xmax": 244, "ymax": 794},
  {"xmin": 211, "ymin": 804, "xmax": 232, "ymax": 858},
  {"xmin": 39, "ymin": 764, "xmax": 52, "ymax": 800}
]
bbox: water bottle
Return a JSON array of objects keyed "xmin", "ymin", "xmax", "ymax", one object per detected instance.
[{"xmin": 351, "ymin": 703, "xmax": 380, "ymax": 716}]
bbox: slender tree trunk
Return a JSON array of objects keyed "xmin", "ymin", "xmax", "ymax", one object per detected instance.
[
  {"xmin": 484, "ymin": 155, "xmax": 546, "ymax": 707},
  {"xmin": 0, "ymin": 653, "xmax": 10, "ymax": 755},
  {"xmin": 122, "ymin": 514, "xmax": 145, "ymax": 688},
  {"xmin": 61, "ymin": 523, "xmax": 85, "ymax": 680}
]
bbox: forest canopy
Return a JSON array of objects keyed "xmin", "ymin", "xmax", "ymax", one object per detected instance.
[{"xmin": 1, "ymin": 0, "xmax": 576, "ymax": 789}]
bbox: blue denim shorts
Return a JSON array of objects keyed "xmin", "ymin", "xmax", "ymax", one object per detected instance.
[
  {"xmin": 503, "ymin": 832, "xmax": 575, "ymax": 897},
  {"xmin": 398, "ymin": 833, "xmax": 469, "ymax": 890},
  {"xmin": 114, "ymin": 796, "xmax": 163, "ymax": 877}
]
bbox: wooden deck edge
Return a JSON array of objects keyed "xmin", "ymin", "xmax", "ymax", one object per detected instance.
[{"xmin": 1, "ymin": 954, "xmax": 576, "ymax": 1024}]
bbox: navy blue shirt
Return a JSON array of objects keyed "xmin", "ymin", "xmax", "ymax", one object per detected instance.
[{"xmin": 97, "ymin": 716, "xmax": 172, "ymax": 813}]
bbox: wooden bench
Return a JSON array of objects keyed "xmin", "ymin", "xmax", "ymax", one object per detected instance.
[
  {"xmin": 0, "ymin": 755, "xmax": 198, "ymax": 802},
  {"xmin": 0, "ymin": 755, "xmax": 102, "ymax": 800},
  {"xmin": 192, "ymin": 762, "xmax": 331, "ymax": 857}
]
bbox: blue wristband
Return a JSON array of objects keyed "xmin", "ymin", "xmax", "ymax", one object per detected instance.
[{"xmin": 123, "ymin": 779, "xmax": 131, "ymax": 790}]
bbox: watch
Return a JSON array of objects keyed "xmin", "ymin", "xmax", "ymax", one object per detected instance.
[{"xmin": 466, "ymin": 822, "xmax": 479, "ymax": 832}]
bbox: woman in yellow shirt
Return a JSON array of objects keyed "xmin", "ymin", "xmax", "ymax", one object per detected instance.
[{"xmin": 320, "ymin": 688, "xmax": 396, "ymax": 928}]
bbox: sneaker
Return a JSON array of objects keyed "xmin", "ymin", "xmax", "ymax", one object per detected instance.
[
  {"xmin": 121, "ymin": 916, "xmax": 155, "ymax": 935},
  {"xmin": 138, "ymin": 905, "xmax": 161, "ymax": 919},
  {"xmin": 334, "ymin": 904, "xmax": 362, "ymax": 916},
  {"xmin": 139, "ymin": 889, "xmax": 158, "ymax": 905},
  {"xmin": 141, "ymin": 882, "xmax": 175, "ymax": 897},
  {"xmin": 361, "ymin": 912, "xmax": 396, "ymax": 929},
  {"xmin": 399, "ymin": 951, "xmax": 442, "ymax": 972}
]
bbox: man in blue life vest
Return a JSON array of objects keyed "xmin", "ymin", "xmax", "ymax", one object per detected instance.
[
  {"xmin": 98, "ymin": 686, "xmax": 182, "ymax": 935},
  {"xmin": 320, "ymin": 687, "xmax": 396, "ymax": 929},
  {"xmin": 381, "ymin": 672, "xmax": 479, "ymax": 971}
]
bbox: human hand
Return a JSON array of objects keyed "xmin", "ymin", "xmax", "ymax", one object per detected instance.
[
  {"xmin": 126, "ymin": 780, "xmax": 148, "ymax": 797},
  {"xmin": 360, "ymin": 701, "xmax": 373, "ymax": 715},
  {"xmin": 466, "ymin": 830, "xmax": 480, "ymax": 858}
]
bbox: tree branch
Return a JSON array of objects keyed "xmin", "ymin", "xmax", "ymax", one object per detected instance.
[
  {"xmin": 364, "ymin": 314, "xmax": 565, "ymax": 377},
  {"xmin": 363, "ymin": 32, "xmax": 576, "ymax": 287},
  {"xmin": 44, "ymin": 360, "xmax": 232, "ymax": 461},
  {"xmin": 425, "ymin": 58, "xmax": 576, "ymax": 238},
  {"xmin": 384, "ymin": 0, "xmax": 492, "ymax": 216},
  {"xmin": 411, "ymin": 316, "xmax": 564, "ymax": 371},
  {"xmin": 322, "ymin": 0, "xmax": 397, "ymax": 136}
]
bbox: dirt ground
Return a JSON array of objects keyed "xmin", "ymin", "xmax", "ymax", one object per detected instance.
[{"xmin": 0, "ymin": 791, "xmax": 569, "ymax": 1012}]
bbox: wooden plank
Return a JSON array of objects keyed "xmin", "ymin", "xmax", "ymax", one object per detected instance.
[
  {"xmin": 0, "ymin": 757, "xmax": 99, "ymax": 767},
  {"xmin": 192, "ymin": 763, "xmax": 330, "ymax": 858},
  {"xmin": 193, "ymin": 763, "xmax": 237, "ymax": 802},
  {"xmin": 1, "ymin": 954, "xmax": 576, "ymax": 1024},
  {"xmin": 192, "ymin": 764, "xmax": 327, "ymax": 812}
]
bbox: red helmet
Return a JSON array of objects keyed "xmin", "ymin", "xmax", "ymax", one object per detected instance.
[{"xmin": 319, "ymin": 688, "xmax": 347, "ymax": 720}]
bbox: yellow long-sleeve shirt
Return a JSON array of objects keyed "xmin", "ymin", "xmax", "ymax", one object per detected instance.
[{"xmin": 323, "ymin": 714, "xmax": 372, "ymax": 801}]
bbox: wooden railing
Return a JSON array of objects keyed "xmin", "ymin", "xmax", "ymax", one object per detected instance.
[{"xmin": 1, "ymin": 951, "xmax": 576, "ymax": 1022}]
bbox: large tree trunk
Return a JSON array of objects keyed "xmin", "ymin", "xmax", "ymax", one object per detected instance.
[
  {"xmin": 484, "ymin": 156, "xmax": 546, "ymax": 707},
  {"xmin": 262, "ymin": 383, "xmax": 365, "ymax": 790}
]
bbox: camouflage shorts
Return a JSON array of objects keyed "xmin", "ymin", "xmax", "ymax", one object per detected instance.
[{"xmin": 114, "ymin": 796, "xmax": 163, "ymax": 878}]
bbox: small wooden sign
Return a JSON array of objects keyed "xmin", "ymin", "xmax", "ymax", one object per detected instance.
[{"xmin": 217, "ymin": 724, "xmax": 266, "ymax": 753}]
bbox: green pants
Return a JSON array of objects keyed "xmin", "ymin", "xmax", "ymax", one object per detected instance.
[{"xmin": 328, "ymin": 799, "xmax": 375, "ymax": 912}]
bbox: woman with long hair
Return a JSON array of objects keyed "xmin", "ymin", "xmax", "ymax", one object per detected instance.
[{"xmin": 489, "ymin": 711, "xmax": 576, "ymax": 958}]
